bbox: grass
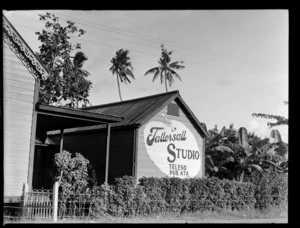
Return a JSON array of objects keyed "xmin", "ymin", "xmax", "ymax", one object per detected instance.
[{"xmin": 3, "ymin": 206, "xmax": 287, "ymax": 224}]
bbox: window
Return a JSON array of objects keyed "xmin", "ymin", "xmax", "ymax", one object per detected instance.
[{"xmin": 167, "ymin": 103, "xmax": 179, "ymax": 116}]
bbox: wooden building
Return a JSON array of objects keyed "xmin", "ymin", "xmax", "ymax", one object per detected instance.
[
  {"xmin": 48, "ymin": 91, "xmax": 209, "ymax": 184},
  {"xmin": 3, "ymin": 15, "xmax": 48, "ymax": 201},
  {"xmin": 3, "ymin": 15, "xmax": 208, "ymax": 202},
  {"xmin": 3, "ymin": 15, "xmax": 122, "ymax": 202}
]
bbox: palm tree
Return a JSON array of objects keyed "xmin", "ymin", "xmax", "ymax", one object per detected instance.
[
  {"xmin": 109, "ymin": 49, "xmax": 135, "ymax": 101},
  {"xmin": 144, "ymin": 44, "xmax": 185, "ymax": 92}
]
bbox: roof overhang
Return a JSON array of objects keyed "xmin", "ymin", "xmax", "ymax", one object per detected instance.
[
  {"xmin": 3, "ymin": 14, "xmax": 49, "ymax": 80},
  {"xmin": 36, "ymin": 103, "xmax": 123, "ymax": 132},
  {"xmin": 175, "ymin": 95, "xmax": 209, "ymax": 138}
]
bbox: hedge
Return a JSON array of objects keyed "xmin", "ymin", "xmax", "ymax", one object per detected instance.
[{"xmin": 88, "ymin": 173, "xmax": 287, "ymax": 217}]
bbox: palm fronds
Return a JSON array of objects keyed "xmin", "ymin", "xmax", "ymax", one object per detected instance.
[
  {"xmin": 109, "ymin": 49, "xmax": 135, "ymax": 101},
  {"xmin": 144, "ymin": 44, "xmax": 185, "ymax": 91}
]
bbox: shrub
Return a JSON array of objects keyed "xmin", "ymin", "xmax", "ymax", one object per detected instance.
[
  {"xmin": 160, "ymin": 177, "xmax": 191, "ymax": 213},
  {"xmin": 50, "ymin": 151, "xmax": 286, "ymax": 218},
  {"xmin": 53, "ymin": 150, "xmax": 98, "ymax": 218},
  {"xmin": 89, "ymin": 176, "xmax": 149, "ymax": 217},
  {"xmin": 188, "ymin": 178, "xmax": 210, "ymax": 212},
  {"xmin": 54, "ymin": 170, "xmax": 286, "ymax": 218},
  {"xmin": 138, "ymin": 176, "xmax": 256, "ymax": 214},
  {"xmin": 254, "ymin": 172, "xmax": 288, "ymax": 210},
  {"xmin": 112, "ymin": 175, "xmax": 140, "ymax": 217},
  {"xmin": 188, "ymin": 177, "xmax": 256, "ymax": 212},
  {"xmin": 88, "ymin": 184, "xmax": 115, "ymax": 217},
  {"xmin": 138, "ymin": 177, "xmax": 167, "ymax": 214}
]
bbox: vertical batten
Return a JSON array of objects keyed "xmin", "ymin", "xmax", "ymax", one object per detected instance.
[
  {"xmin": 60, "ymin": 129, "xmax": 64, "ymax": 153},
  {"xmin": 105, "ymin": 124, "xmax": 111, "ymax": 184},
  {"xmin": 27, "ymin": 81, "xmax": 39, "ymax": 192},
  {"xmin": 202, "ymin": 137, "xmax": 206, "ymax": 178},
  {"xmin": 132, "ymin": 128, "xmax": 139, "ymax": 181}
]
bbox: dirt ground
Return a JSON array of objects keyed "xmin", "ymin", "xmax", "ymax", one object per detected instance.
[
  {"xmin": 180, "ymin": 217, "xmax": 288, "ymax": 223},
  {"xmin": 4, "ymin": 212, "xmax": 288, "ymax": 224},
  {"xmin": 4, "ymin": 217, "xmax": 288, "ymax": 224},
  {"xmin": 103, "ymin": 217, "xmax": 288, "ymax": 224}
]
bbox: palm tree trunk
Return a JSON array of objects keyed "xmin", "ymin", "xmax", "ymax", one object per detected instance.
[
  {"xmin": 164, "ymin": 73, "xmax": 168, "ymax": 92},
  {"xmin": 117, "ymin": 75, "xmax": 122, "ymax": 101}
]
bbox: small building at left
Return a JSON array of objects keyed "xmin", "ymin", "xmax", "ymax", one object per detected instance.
[{"xmin": 3, "ymin": 15, "xmax": 123, "ymax": 203}]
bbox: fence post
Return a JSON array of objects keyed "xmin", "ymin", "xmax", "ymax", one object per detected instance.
[
  {"xmin": 53, "ymin": 182, "xmax": 59, "ymax": 222},
  {"xmin": 22, "ymin": 183, "xmax": 28, "ymax": 217}
]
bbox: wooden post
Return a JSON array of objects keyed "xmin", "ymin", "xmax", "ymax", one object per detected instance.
[
  {"xmin": 60, "ymin": 129, "xmax": 64, "ymax": 153},
  {"xmin": 132, "ymin": 128, "xmax": 138, "ymax": 181},
  {"xmin": 202, "ymin": 137, "xmax": 206, "ymax": 178},
  {"xmin": 105, "ymin": 124, "xmax": 111, "ymax": 185},
  {"xmin": 22, "ymin": 183, "xmax": 28, "ymax": 217},
  {"xmin": 53, "ymin": 182, "xmax": 59, "ymax": 222},
  {"xmin": 27, "ymin": 81, "xmax": 40, "ymax": 192}
]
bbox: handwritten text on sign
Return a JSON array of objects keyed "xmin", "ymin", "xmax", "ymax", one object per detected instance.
[{"xmin": 144, "ymin": 120, "xmax": 201, "ymax": 178}]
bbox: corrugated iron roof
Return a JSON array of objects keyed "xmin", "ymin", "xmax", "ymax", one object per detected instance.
[
  {"xmin": 48, "ymin": 90, "xmax": 209, "ymax": 137},
  {"xmin": 85, "ymin": 91, "xmax": 178, "ymax": 125}
]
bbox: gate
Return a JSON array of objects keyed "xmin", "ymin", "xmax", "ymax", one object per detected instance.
[{"xmin": 22, "ymin": 184, "xmax": 53, "ymax": 219}]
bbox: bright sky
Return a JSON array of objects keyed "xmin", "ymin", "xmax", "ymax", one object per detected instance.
[{"xmin": 3, "ymin": 10, "xmax": 289, "ymax": 142}]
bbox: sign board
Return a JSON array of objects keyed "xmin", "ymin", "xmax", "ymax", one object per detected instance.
[{"xmin": 143, "ymin": 119, "xmax": 201, "ymax": 178}]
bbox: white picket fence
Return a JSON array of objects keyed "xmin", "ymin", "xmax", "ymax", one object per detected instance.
[{"xmin": 22, "ymin": 182, "xmax": 59, "ymax": 221}]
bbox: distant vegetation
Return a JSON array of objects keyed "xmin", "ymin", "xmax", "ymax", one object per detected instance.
[
  {"xmin": 205, "ymin": 124, "xmax": 288, "ymax": 182},
  {"xmin": 252, "ymin": 101, "xmax": 288, "ymax": 128}
]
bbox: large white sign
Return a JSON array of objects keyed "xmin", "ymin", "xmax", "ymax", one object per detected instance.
[{"xmin": 143, "ymin": 119, "xmax": 201, "ymax": 178}]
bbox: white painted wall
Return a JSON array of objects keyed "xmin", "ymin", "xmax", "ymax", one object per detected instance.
[
  {"xmin": 3, "ymin": 42, "xmax": 36, "ymax": 198},
  {"xmin": 136, "ymin": 101, "xmax": 204, "ymax": 181}
]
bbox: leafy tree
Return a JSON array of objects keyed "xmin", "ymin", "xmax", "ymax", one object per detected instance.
[
  {"xmin": 35, "ymin": 12, "xmax": 92, "ymax": 108},
  {"xmin": 53, "ymin": 150, "xmax": 98, "ymax": 217},
  {"xmin": 252, "ymin": 101, "xmax": 288, "ymax": 166},
  {"xmin": 252, "ymin": 101, "xmax": 288, "ymax": 128},
  {"xmin": 144, "ymin": 44, "xmax": 185, "ymax": 92},
  {"xmin": 205, "ymin": 124, "xmax": 288, "ymax": 182},
  {"xmin": 109, "ymin": 49, "xmax": 135, "ymax": 101},
  {"xmin": 53, "ymin": 150, "xmax": 97, "ymax": 192}
]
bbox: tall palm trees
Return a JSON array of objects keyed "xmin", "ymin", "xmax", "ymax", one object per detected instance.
[
  {"xmin": 144, "ymin": 45, "xmax": 185, "ymax": 92},
  {"xmin": 109, "ymin": 49, "xmax": 135, "ymax": 101}
]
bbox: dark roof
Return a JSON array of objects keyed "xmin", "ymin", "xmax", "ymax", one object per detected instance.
[
  {"xmin": 36, "ymin": 103, "xmax": 123, "ymax": 132},
  {"xmin": 48, "ymin": 90, "xmax": 209, "ymax": 137}
]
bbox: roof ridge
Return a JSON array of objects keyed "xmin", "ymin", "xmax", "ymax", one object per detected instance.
[{"xmin": 82, "ymin": 90, "xmax": 179, "ymax": 110}]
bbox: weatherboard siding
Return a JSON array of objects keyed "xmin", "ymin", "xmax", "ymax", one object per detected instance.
[
  {"xmin": 136, "ymin": 101, "xmax": 204, "ymax": 181},
  {"xmin": 3, "ymin": 42, "xmax": 36, "ymax": 198}
]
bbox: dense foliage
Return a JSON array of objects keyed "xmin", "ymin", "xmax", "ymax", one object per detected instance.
[
  {"xmin": 205, "ymin": 124, "xmax": 288, "ymax": 182},
  {"xmin": 36, "ymin": 13, "xmax": 92, "ymax": 108},
  {"xmin": 52, "ymin": 150, "xmax": 97, "ymax": 216},
  {"xmin": 51, "ymin": 149, "xmax": 287, "ymax": 218},
  {"xmin": 87, "ymin": 175, "xmax": 287, "ymax": 218}
]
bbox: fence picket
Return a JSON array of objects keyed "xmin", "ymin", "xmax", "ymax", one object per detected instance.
[{"xmin": 22, "ymin": 189, "xmax": 53, "ymax": 220}]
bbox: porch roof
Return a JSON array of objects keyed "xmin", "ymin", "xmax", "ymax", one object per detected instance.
[{"xmin": 35, "ymin": 103, "xmax": 123, "ymax": 132}]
